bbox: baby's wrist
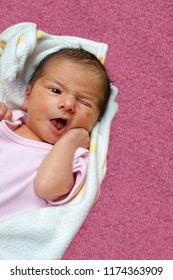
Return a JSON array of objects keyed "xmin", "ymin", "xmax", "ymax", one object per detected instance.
[{"xmin": 64, "ymin": 130, "xmax": 81, "ymax": 149}]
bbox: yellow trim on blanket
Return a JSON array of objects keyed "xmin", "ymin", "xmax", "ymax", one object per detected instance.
[
  {"xmin": 90, "ymin": 143, "xmax": 96, "ymax": 153},
  {"xmin": 36, "ymin": 30, "xmax": 45, "ymax": 40},
  {"xmin": 103, "ymin": 159, "xmax": 107, "ymax": 167},
  {"xmin": 0, "ymin": 40, "xmax": 6, "ymax": 49},
  {"xmin": 99, "ymin": 57, "xmax": 105, "ymax": 64},
  {"xmin": 89, "ymin": 137, "xmax": 96, "ymax": 153},
  {"xmin": 17, "ymin": 35, "xmax": 23, "ymax": 45}
]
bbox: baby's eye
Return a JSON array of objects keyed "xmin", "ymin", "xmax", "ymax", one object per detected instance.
[
  {"xmin": 78, "ymin": 99, "xmax": 92, "ymax": 108},
  {"xmin": 49, "ymin": 88, "xmax": 61, "ymax": 94}
]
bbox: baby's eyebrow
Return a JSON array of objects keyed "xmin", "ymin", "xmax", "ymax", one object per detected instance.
[
  {"xmin": 44, "ymin": 77, "xmax": 60, "ymax": 84},
  {"xmin": 44, "ymin": 76, "xmax": 66, "ymax": 87}
]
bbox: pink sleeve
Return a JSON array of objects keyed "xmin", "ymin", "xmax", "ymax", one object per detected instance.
[{"xmin": 47, "ymin": 147, "xmax": 89, "ymax": 206}]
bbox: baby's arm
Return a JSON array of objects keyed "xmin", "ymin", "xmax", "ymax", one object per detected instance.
[
  {"xmin": 0, "ymin": 102, "xmax": 12, "ymax": 120},
  {"xmin": 34, "ymin": 128, "xmax": 90, "ymax": 201}
]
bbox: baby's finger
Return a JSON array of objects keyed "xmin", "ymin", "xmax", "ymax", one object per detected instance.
[
  {"xmin": 4, "ymin": 108, "xmax": 12, "ymax": 120},
  {"xmin": 0, "ymin": 103, "xmax": 7, "ymax": 118},
  {"xmin": 0, "ymin": 103, "xmax": 12, "ymax": 120}
]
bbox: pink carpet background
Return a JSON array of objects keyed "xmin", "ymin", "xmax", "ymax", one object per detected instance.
[{"xmin": 1, "ymin": 0, "xmax": 173, "ymax": 259}]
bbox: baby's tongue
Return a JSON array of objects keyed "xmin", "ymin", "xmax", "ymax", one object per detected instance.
[{"xmin": 52, "ymin": 119, "xmax": 66, "ymax": 130}]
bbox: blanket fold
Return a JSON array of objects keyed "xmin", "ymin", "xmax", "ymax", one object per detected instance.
[{"xmin": 0, "ymin": 22, "xmax": 118, "ymax": 259}]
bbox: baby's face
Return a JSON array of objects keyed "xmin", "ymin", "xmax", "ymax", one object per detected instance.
[{"xmin": 23, "ymin": 59, "xmax": 103, "ymax": 144}]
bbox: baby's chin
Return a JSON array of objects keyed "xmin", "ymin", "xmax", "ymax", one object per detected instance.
[{"xmin": 43, "ymin": 135, "xmax": 63, "ymax": 145}]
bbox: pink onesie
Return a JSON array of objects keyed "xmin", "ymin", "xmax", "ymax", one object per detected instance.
[{"xmin": 0, "ymin": 110, "xmax": 88, "ymax": 223}]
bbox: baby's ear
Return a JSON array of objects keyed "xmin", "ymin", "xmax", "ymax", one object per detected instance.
[{"xmin": 22, "ymin": 85, "xmax": 31, "ymax": 110}]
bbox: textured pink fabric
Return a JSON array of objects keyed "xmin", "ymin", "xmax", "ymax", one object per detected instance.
[{"xmin": 1, "ymin": 0, "xmax": 173, "ymax": 259}]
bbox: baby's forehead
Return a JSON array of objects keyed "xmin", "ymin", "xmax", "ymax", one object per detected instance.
[
  {"xmin": 45, "ymin": 57, "xmax": 104, "ymax": 81},
  {"xmin": 46, "ymin": 53, "xmax": 102, "ymax": 69}
]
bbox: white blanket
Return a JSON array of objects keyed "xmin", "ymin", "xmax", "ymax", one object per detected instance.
[{"xmin": 0, "ymin": 22, "xmax": 118, "ymax": 259}]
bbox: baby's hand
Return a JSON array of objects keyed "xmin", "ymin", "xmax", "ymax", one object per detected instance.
[
  {"xmin": 0, "ymin": 102, "xmax": 12, "ymax": 120},
  {"xmin": 65, "ymin": 128, "xmax": 90, "ymax": 149}
]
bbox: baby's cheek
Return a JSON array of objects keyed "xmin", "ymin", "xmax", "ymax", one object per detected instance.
[{"xmin": 85, "ymin": 114, "xmax": 98, "ymax": 133}]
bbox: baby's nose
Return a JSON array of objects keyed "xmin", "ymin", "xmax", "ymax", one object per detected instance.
[{"xmin": 58, "ymin": 95, "xmax": 76, "ymax": 113}]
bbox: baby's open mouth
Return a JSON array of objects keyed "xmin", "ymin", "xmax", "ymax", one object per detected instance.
[{"xmin": 51, "ymin": 118, "xmax": 67, "ymax": 130}]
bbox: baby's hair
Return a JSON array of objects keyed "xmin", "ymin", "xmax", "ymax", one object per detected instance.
[{"xmin": 29, "ymin": 48, "xmax": 111, "ymax": 118}]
